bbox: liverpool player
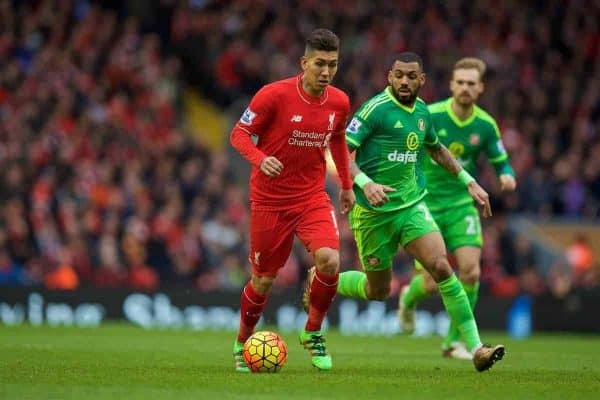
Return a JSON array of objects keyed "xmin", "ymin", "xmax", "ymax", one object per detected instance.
[
  {"xmin": 398, "ymin": 57, "xmax": 516, "ymax": 359},
  {"xmin": 229, "ymin": 29, "xmax": 354, "ymax": 372}
]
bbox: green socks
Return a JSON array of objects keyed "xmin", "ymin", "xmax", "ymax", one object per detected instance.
[
  {"xmin": 340, "ymin": 271, "xmax": 482, "ymax": 351},
  {"xmin": 443, "ymin": 281, "xmax": 479, "ymax": 348},
  {"xmin": 337, "ymin": 271, "xmax": 368, "ymax": 299},
  {"xmin": 401, "ymin": 274, "xmax": 430, "ymax": 309},
  {"xmin": 437, "ymin": 274, "xmax": 481, "ymax": 352}
]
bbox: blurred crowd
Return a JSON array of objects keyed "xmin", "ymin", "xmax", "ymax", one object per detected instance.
[
  {"xmin": 0, "ymin": 0, "xmax": 250, "ymax": 291},
  {"xmin": 0, "ymin": 0, "xmax": 599, "ymax": 297}
]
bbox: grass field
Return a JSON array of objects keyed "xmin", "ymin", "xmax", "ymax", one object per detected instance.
[{"xmin": 1, "ymin": 324, "xmax": 599, "ymax": 399}]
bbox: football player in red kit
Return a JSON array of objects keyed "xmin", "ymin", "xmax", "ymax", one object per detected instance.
[{"xmin": 230, "ymin": 28, "xmax": 354, "ymax": 372}]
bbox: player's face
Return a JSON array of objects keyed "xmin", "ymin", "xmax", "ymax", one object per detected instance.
[
  {"xmin": 450, "ymin": 68, "xmax": 484, "ymax": 106},
  {"xmin": 301, "ymin": 50, "xmax": 339, "ymax": 95},
  {"xmin": 388, "ymin": 61, "xmax": 425, "ymax": 106}
]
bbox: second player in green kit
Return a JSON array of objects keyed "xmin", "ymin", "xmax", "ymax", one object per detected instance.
[{"xmin": 398, "ymin": 57, "xmax": 517, "ymax": 360}]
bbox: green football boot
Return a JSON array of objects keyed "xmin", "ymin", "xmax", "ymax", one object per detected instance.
[
  {"xmin": 233, "ymin": 340, "xmax": 250, "ymax": 372},
  {"xmin": 300, "ymin": 330, "xmax": 332, "ymax": 371}
]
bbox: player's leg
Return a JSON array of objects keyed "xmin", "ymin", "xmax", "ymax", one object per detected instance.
[
  {"xmin": 398, "ymin": 261, "xmax": 437, "ymax": 334},
  {"xmin": 233, "ymin": 272, "xmax": 276, "ymax": 372},
  {"xmin": 337, "ymin": 203, "xmax": 397, "ymax": 300},
  {"xmin": 402, "ymin": 202, "xmax": 503, "ymax": 371},
  {"xmin": 233, "ymin": 208, "xmax": 295, "ymax": 372},
  {"xmin": 442, "ymin": 246, "xmax": 481, "ymax": 357},
  {"xmin": 405, "ymin": 263, "xmax": 439, "ymax": 306},
  {"xmin": 296, "ymin": 201, "xmax": 342, "ymax": 370},
  {"xmin": 440, "ymin": 206, "xmax": 483, "ymax": 356},
  {"xmin": 399, "ymin": 206, "xmax": 447, "ymax": 330},
  {"xmin": 397, "ymin": 203, "xmax": 442, "ymax": 333},
  {"xmin": 305, "ymin": 247, "xmax": 339, "ymax": 330}
]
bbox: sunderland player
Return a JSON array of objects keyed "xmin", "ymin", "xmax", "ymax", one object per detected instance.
[
  {"xmin": 398, "ymin": 57, "xmax": 517, "ymax": 359},
  {"xmin": 305, "ymin": 52, "xmax": 504, "ymax": 371},
  {"xmin": 229, "ymin": 29, "xmax": 354, "ymax": 372}
]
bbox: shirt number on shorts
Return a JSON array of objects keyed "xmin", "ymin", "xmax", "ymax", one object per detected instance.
[
  {"xmin": 465, "ymin": 215, "xmax": 480, "ymax": 235},
  {"xmin": 417, "ymin": 204, "xmax": 433, "ymax": 221}
]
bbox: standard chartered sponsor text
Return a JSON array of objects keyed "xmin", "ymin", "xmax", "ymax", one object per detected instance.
[{"xmin": 288, "ymin": 129, "xmax": 328, "ymax": 147}]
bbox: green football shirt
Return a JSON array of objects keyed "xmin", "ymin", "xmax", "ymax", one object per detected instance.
[
  {"xmin": 424, "ymin": 97, "xmax": 515, "ymax": 211},
  {"xmin": 345, "ymin": 87, "xmax": 439, "ymax": 212}
]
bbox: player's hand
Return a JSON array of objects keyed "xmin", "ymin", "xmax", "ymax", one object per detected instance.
[
  {"xmin": 499, "ymin": 174, "xmax": 517, "ymax": 192},
  {"xmin": 363, "ymin": 182, "xmax": 396, "ymax": 207},
  {"xmin": 467, "ymin": 181, "xmax": 492, "ymax": 218},
  {"xmin": 339, "ymin": 189, "xmax": 355, "ymax": 214},
  {"xmin": 259, "ymin": 156, "xmax": 283, "ymax": 177}
]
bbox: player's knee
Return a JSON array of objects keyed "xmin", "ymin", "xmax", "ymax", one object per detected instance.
[
  {"xmin": 251, "ymin": 275, "xmax": 275, "ymax": 295},
  {"xmin": 460, "ymin": 263, "xmax": 481, "ymax": 284},
  {"xmin": 425, "ymin": 256, "xmax": 453, "ymax": 282},
  {"xmin": 314, "ymin": 249, "xmax": 340, "ymax": 275}
]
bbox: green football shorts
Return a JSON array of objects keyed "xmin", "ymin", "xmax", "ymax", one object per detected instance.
[
  {"xmin": 349, "ymin": 201, "xmax": 440, "ymax": 271},
  {"xmin": 414, "ymin": 203, "xmax": 482, "ymax": 270}
]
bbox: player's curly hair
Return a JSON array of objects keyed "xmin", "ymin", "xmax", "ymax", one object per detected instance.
[
  {"xmin": 454, "ymin": 57, "xmax": 487, "ymax": 80},
  {"xmin": 305, "ymin": 29, "xmax": 339, "ymax": 53}
]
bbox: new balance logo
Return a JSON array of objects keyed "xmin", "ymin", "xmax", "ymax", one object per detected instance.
[
  {"xmin": 291, "ymin": 115, "xmax": 303, "ymax": 122},
  {"xmin": 394, "ymin": 120, "xmax": 403, "ymax": 128},
  {"xmin": 254, "ymin": 252, "xmax": 260, "ymax": 265}
]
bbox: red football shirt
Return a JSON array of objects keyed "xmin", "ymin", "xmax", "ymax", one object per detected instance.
[{"xmin": 230, "ymin": 74, "xmax": 352, "ymax": 210}]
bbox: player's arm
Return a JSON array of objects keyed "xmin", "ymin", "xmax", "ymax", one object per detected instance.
[
  {"xmin": 426, "ymin": 142, "xmax": 492, "ymax": 218},
  {"xmin": 345, "ymin": 116, "xmax": 395, "ymax": 207},
  {"xmin": 328, "ymin": 99, "xmax": 355, "ymax": 213},
  {"xmin": 484, "ymin": 121, "xmax": 517, "ymax": 192},
  {"xmin": 230, "ymin": 86, "xmax": 283, "ymax": 177},
  {"xmin": 425, "ymin": 142, "xmax": 461, "ymax": 174}
]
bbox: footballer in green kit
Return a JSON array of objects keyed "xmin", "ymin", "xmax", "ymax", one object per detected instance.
[
  {"xmin": 398, "ymin": 57, "xmax": 517, "ymax": 360},
  {"xmin": 302, "ymin": 52, "xmax": 505, "ymax": 371}
]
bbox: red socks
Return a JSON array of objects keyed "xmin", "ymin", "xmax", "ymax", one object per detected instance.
[
  {"xmin": 305, "ymin": 270, "xmax": 338, "ymax": 332},
  {"xmin": 237, "ymin": 270, "xmax": 338, "ymax": 341},
  {"xmin": 236, "ymin": 282, "xmax": 268, "ymax": 343}
]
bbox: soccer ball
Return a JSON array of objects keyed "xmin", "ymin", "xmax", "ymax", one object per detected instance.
[{"xmin": 243, "ymin": 331, "xmax": 288, "ymax": 373}]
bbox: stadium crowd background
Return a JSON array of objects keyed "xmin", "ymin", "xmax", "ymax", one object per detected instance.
[{"xmin": 0, "ymin": 0, "xmax": 598, "ymax": 298}]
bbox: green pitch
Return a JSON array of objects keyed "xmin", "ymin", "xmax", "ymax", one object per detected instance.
[{"xmin": 1, "ymin": 324, "xmax": 599, "ymax": 399}]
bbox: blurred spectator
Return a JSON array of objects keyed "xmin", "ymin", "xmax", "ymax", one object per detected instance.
[
  {"xmin": 579, "ymin": 263, "xmax": 600, "ymax": 289},
  {"xmin": 128, "ymin": 262, "xmax": 159, "ymax": 291},
  {"xmin": 519, "ymin": 266, "xmax": 546, "ymax": 297},
  {"xmin": 548, "ymin": 262, "xmax": 573, "ymax": 299},
  {"xmin": 215, "ymin": 253, "xmax": 248, "ymax": 290},
  {"xmin": 566, "ymin": 234, "xmax": 595, "ymax": 282},
  {"xmin": 0, "ymin": 248, "xmax": 29, "ymax": 285},
  {"xmin": 44, "ymin": 263, "xmax": 79, "ymax": 291}
]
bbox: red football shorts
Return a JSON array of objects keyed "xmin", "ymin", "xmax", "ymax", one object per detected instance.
[{"xmin": 248, "ymin": 199, "xmax": 339, "ymax": 277}]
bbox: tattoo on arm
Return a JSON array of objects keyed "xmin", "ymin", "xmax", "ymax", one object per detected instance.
[
  {"xmin": 426, "ymin": 144, "xmax": 462, "ymax": 175},
  {"xmin": 347, "ymin": 144, "xmax": 362, "ymax": 179}
]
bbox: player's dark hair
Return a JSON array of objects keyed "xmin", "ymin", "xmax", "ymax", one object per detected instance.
[
  {"xmin": 305, "ymin": 29, "xmax": 339, "ymax": 53},
  {"xmin": 394, "ymin": 52, "xmax": 424, "ymax": 70}
]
